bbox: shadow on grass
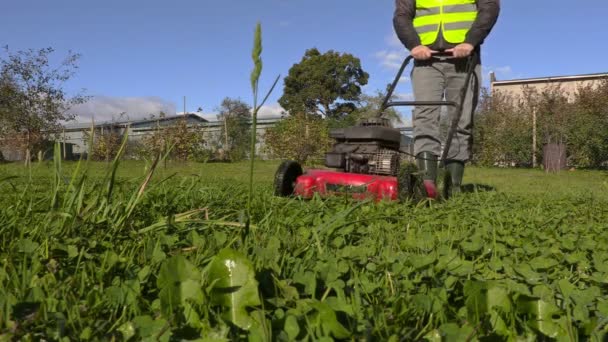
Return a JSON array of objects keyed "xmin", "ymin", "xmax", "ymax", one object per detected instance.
[{"xmin": 462, "ymin": 183, "xmax": 496, "ymax": 193}]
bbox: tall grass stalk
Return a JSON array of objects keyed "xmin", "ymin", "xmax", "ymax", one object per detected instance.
[{"xmin": 247, "ymin": 22, "xmax": 280, "ymax": 232}]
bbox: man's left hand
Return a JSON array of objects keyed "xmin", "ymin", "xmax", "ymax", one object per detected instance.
[{"xmin": 446, "ymin": 43, "xmax": 474, "ymax": 58}]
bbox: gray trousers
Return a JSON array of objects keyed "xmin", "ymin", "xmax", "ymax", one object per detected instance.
[{"xmin": 412, "ymin": 60, "xmax": 481, "ymax": 162}]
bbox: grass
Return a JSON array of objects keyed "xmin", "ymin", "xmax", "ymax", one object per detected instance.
[
  {"xmin": 466, "ymin": 166, "xmax": 608, "ymax": 198},
  {"xmin": 0, "ymin": 159, "xmax": 607, "ymax": 340},
  {"xmin": 2, "ymin": 160, "xmax": 605, "ymax": 199}
]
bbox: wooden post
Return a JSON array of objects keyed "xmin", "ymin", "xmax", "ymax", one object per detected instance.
[
  {"xmin": 25, "ymin": 130, "xmax": 30, "ymax": 167},
  {"xmin": 224, "ymin": 115, "xmax": 229, "ymax": 154},
  {"xmin": 62, "ymin": 129, "xmax": 67, "ymax": 159},
  {"xmin": 532, "ymin": 108, "xmax": 537, "ymax": 168}
]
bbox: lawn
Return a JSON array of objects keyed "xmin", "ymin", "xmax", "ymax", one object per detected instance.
[{"xmin": 0, "ymin": 159, "xmax": 607, "ymax": 340}]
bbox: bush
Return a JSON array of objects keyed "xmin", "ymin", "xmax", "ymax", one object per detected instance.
[{"xmin": 264, "ymin": 113, "xmax": 331, "ymax": 165}]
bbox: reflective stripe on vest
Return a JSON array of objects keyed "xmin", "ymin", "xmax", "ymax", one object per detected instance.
[{"xmin": 413, "ymin": 0, "xmax": 478, "ymax": 45}]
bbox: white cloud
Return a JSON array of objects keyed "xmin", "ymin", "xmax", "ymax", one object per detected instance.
[
  {"xmin": 375, "ymin": 33, "xmax": 408, "ymax": 70},
  {"xmin": 483, "ymin": 65, "xmax": 514, "ymax": 81},
  {"xmin": 258, "ymin": 103, "xmax": 285, "ymax": 118},
  {"xmin": 69, "ymin": 96, "xmax": 176, "ymax": 123},
  {"xmin": 394, "ymin": 92, "xmax": 414, "ymax": 101},
  {"xmin": 375, "ymin": 50, "xmax": 408, "ymax": 70},
  {"xmin": 494, "ymin": 66, "xmax": 512, "ymax": 75},
  {"xmin": 279, "ymin": 20, "xmax": 290, "ymax": 27},
  {"xmin": 399, "ymin": 76, "xmax": 411, "ymax": 83}
]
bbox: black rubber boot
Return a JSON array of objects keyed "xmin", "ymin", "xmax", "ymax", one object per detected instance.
[
  {"xmin": 416, "ymin": 152, "xmax": 438, "ymax": 184},
  {"xmin": 445, "ymin": 160, "xmax": 465, "ymax": 193}
]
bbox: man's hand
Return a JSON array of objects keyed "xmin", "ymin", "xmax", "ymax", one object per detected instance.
[
  {"xmin": 411, "ymin": 45, "xmax": 437, "ymax": 60},
  {"xmin": 446, "ymin": 43, "xmax": 474, "ymax": 58}
]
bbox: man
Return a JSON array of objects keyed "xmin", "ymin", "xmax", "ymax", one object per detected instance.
[{"xmin": 394, "ymin": 0, "xmax": 499, "ymax": 193}]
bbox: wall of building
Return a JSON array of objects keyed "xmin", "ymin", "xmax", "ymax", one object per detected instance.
[{"xmin": 491, "ymin": 76, "xmax": 607, "ymax": 102}]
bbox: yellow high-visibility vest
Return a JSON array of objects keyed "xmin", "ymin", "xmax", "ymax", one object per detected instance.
[{"xmin": 413, "ymin": 0, "xmax": 478, "ymax": 45}]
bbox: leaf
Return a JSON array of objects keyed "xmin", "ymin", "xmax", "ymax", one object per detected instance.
[
  {"xmin": 132, "ymin": 315, "xmax": 170, "ymax": 341},
  {"xmin": 117, "ymin": 322, "xmax": 135, "ymax": 340},
  {"xmin": 438, "ymin": 323, "xmax": 476, "ymax": 342},
  {"xmin": 517, "ymin": 297, "xmax": 568, "ymax": 339},
  {"xmin": 531, "ymin": 284, "xmax": 554, "ymax": 301},
  {"xmin": 156, "ymin": 255, "xmax": 204, "ymax": 319},
  {"xmin": 208, "ymin": 248, "xmax": 261, "ymax": 330},
  {"xmin": 463, "ymin": 281, "xmax": 511, "ymax": 326},
  {"xmin": 557, "ymin": 278, "xmax": 575, "ymax": 300},
  {"xmin": 597, "ymin": 299, "xmax": 608, "ymax": 316},
  {"xmin": 325, "ymin": 296, "xmax": 354, "ymax": 316},
  {"xmin": 309, "ymin": 301, "xmax": 351, "ymax": 339},
  {"xmin": 293, "ymin": 270, "xmax": 317, "ymax": 297},
  {"xmin": 410, "ymin": 254, "xmax": 436, "ymax": 270},
  {"xmin": 67, "ymin": 245, "xmax": 79, "ymax": 259},
  {"xmin": 460, "ymin": 236, "xmax": 484, "ymax": 254},
  {"xmin": 424, "ymin": 329, "xmax": 442, "ymax": 342},
  {"xmin": 529, "ymin": 256, "xmax": 558, "ymax": 270},
  {"xmin": 248, "ymin": 310, "xmax": 271, "ymax": 342},
  {"xmin": 284, "ymin": 315, "xmax": 300, "ymax": 340},
  {"xmin": 514, "ymin": 263, "xmax": 543, "ymax": 285},
  {"xmin": 105, "ymin": 286, "xmax": 125, "ymax": 307},
  {"xmin": 79, "ymin": 327, "xmax": 92, "ymax": 340},
  {"xmin": 16, "ymin": 239, "xmax": 39, "ymax": 254}
]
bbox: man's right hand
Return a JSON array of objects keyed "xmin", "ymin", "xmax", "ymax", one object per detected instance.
[{"xmin": 411, "ymin": 45, "xmax": 437, "ymax": 60}]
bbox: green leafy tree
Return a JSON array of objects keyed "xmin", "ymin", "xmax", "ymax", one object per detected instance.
[
  {"xmin": 474, "ymin": 88, "xmax": 533, "ymax": 167},
  {"xmin": 136, "ymin": 114, "xmax": 206, "ymax": 162},
  {"xmin": 216, "ymin": 97, "xmax": 252, "ymax": 161},
  {"xmin": 567, "ymin": 81, "xmax": 608, "ymax": 168},
  {"xmin": 0, "ymin": 47, "xmax": 88, "ymax": 163},
  {"xmin": 264, "ymin": 113, "xmax": 332, "ymax": 164},
  {"xmin": 334, "ymin": 91, "xmax": 403, "ymax": 128},
  {"xmin": 88, "ymin": 127, "xmax": 123, "ymax": 162},
  {"xmin": 84, "ymin": 113, "xmax": 126, "ymax": 162},
  {"xmin": 279, "ymin": 48, "xmax": 369, "ymax": 119}
]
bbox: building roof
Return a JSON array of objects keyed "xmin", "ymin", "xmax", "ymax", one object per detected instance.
[
  {"xmin": 62, "ymin": 113, "xmax": 208, "ymax": 130},
  {"xmin": 492, "ymin": 72, "xmax": 608, "ymax": 86}
]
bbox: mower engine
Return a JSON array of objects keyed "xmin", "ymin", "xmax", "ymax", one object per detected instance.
[
  {"xmin": 324, "ymin": 118, "xmax": 402, "ymax": 176},
  {"xmin": 273, "ymin": 117, "xmax": 412, "ymax": 201}
]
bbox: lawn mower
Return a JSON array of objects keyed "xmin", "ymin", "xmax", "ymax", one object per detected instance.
[{"xmin": 274, "ymin": 52, "xmax": 478, "ymax": 202}]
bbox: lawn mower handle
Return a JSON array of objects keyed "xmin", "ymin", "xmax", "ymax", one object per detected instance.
[
  {"xmin": 378, "ymin": 51, "xmax": 480, "ymax": 164},
  {"xmin": 379, "ymin": 53, "xmax": 478, "ymax": 111}
]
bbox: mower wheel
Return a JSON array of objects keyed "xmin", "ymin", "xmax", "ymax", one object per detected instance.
[
  {"xmin": 274, "ymin": 160, "xmax": 303, "ymax": 197},
  {"xmin": 397, "ymin": 163, "xmax": 427, "ymax": 202}
]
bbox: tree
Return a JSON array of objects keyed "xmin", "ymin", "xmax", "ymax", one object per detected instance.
[
  {"xmin": 215, "ymin": 97, "xmax": 252, "ymax": 161},
  {"xmin": 566, "ymin": 81, "xmax": 608, "ymax": 168},
  {"xmin": 339, "ymin": 91, "xmax": 403, "ymax": 127},
  {"xmin": 473, "ymin": 88, "xmax": 533, "ymax": 167},
  {"xmin": 264, "ymin": 113, "xmax": 332, "ymax": 165},
  {"xmin": 279, "ymin": 48, "xmax": 369, "ymax": 119},
  {"xmin": 135, "ymin": 113, "xmax": 206, "ymax": 162},
  {"xmin": 87, "ymin": 125, "xmax": 123, "ymax": 162},
  {"xmin": 0, "ymin": 47, "xmax": 87, "ymax": 163}
]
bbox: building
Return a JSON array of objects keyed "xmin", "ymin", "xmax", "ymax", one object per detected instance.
[
  {"xmin": 2, "ymin": 113, "xmax": 415, "ymax": 161},
  {"xmin": 61, "ymin": 113, "xmax": 209, "ymax": 158},
  {"xmin": 58, "ymin": 113, "xmax": 287, "ymax": 159},
  {"xmin": 490, "ymin": 72, "xmax": 608, "ymax": 101}
]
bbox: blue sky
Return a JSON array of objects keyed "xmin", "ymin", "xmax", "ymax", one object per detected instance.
[{"xmin": 2, "ymin": 0, "xmax": 607, "ymax": 123}]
